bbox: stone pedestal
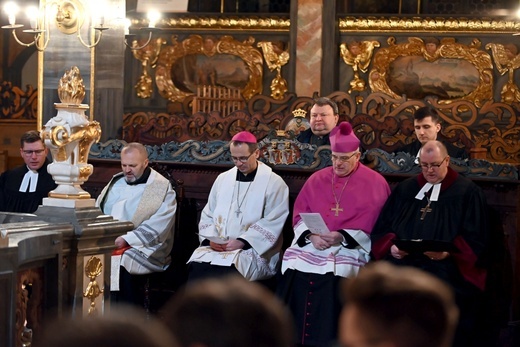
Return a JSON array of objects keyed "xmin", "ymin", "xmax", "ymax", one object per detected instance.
[
  {"xmin": 0, "ymin": 207, "xmax": 133, "ymax": 347},
  {"xmin": 33, "ymin": 205, "xmax": 134, "ymax": 318}
]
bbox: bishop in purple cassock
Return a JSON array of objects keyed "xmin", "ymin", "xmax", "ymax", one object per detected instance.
[{"xmin": 279, "ymin": 122, "xmax": 390, "ymax": 347}]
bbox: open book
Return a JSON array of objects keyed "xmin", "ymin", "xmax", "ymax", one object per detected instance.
[{"xmin": 392, "ymin": 239, "xmax": 458, "ymax": 253}]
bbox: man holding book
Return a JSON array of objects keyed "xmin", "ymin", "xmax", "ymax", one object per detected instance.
[{"xmin": 371, "ymin": 140, "xmax": 489, "ymax": 347}]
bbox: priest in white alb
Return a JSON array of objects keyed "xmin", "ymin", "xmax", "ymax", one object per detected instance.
[
  {"xmin": 96, "ymin": 142, "xmax": 177, "ymax": 306},
  {"xmin": 278, "ymin": 122, "xmax": 391, "ymax": 347},
  {"xmin": 187, "ymin": 131, "xmax": 289, "ymax": 282}
]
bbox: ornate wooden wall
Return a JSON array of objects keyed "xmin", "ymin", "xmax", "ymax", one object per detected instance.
[{"xmin": 122, "ymin": 91, "xmax": 520, "ymax": 164}]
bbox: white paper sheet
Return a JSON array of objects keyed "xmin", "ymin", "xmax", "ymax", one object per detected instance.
[{"xmin": 299, "ymin": 213, "xmax": 330, "ymax": 234}]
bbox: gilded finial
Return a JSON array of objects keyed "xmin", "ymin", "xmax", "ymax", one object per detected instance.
[{"xmin": 58, "ymin": 66, "xmax": 86, "ymax": 105}]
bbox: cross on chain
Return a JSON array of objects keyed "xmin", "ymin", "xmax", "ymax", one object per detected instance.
[
  {"xmin": 420, "ymin": 201, "xmax": 432, "ymax": 220},
  {"xmin": 331, "ymin": 203, "xmax": 343, "ymax": 217}
]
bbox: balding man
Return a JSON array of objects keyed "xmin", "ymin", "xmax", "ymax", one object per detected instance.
[
  {"xmin": 96, "ymin": 142, "xmax": 177, "ymax": 306},
  {"xmin": 371, "ymin": 140, "xmax": 488, "ymax": 347}
]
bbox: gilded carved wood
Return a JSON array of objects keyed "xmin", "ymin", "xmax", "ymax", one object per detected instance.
[
  {"xmin": 368, "ymin": 37, "xmax": 493, "ymax": 107},
  {"xmin": 122, "ymin": 91, "xmax": 520, "ymax": 164},
  {"xmin": 257, "ymin": 41, "xmax": 290, "ymax": 99},
  {"xmin": 153, "ymin": 35, "xmax": 263, "ymax": 102}
]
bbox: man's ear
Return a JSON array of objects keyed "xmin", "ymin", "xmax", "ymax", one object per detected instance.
[{"xmin": 435, "ymin": 122, "xmax": 441, "ymax": 133}]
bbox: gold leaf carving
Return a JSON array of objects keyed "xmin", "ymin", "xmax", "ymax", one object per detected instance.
[
  {"xmin": 155, "ymin": 35, "xmax": 263, "ymax": 102},
  {"xmin": 486, "ymin": 43, "xmax": 520, "ymax": 104},
  {"xmin": 340, "ymin": 40, "xmax": 380, "ymax": 93},
  {"xmin": 257, "ymin": 41, "xmax": 290, "ymax": 100},
  {"xmin": 368, "ymin": 37, "xmax": 493, "ymax": 107},
  {"xmin": 132, "ymin": 38, "xmax": 166, "ymax": 99},
  {"xmin": 339, "ymin": 16, "xmax": 520, "ymax": 34}
]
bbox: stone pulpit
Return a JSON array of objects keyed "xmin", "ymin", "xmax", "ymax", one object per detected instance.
[{"xmin": 0, "ymin": 67, "xmax": 134, "ymax": 347}]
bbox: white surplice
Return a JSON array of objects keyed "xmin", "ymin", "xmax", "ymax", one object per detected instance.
[
  {"xmin": 188, "ymin": 162, "xmax": 289, "ymax": 281},
  {"xmin": 97, "ymin": 168, "xmax": 177, "ymax": 275}
]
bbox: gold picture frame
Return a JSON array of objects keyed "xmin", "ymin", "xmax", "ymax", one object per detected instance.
[
  {"xmin": 368, "ymin": 37, "xmax": 494, "ymax": 107},
  {"xmin": 155, "ymin": 34, "xmax": 263, "ymax": 103}
]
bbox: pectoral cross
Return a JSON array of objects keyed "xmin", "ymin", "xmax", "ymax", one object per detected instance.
[
  {"xmin": 331, "ymin": 203, "xmax": 343, "ymax": 217},
  {"xmin": 420, "ymin": 197, "xmax": 432, "ymax": 220},
  {"xmin": 235, "ymin": 208, "xmax": 242, "ymax": 218}
]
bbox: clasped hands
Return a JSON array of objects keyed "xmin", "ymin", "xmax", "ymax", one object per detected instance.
[
  {"xmin": 309, "ymin": 231, "xmax": 344, "ymax": 251},
  {"xmin": 210, "ymin": 239, "xmax": 244, "ymax": 252},
  {"xmin": 390, "ymin": 245, "xmax": 449, "ymax": 261}
]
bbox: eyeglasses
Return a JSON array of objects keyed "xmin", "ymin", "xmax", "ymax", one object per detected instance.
[
  {"xmin": 331, "ymin": 152, "xmax": 359, "ymax": 163},
  {"xmin": 310, "ymin": 113, "xmax": 333, "ymax": 119},
  {"xmin": 420, "ymin": 156, "xmax": 448, "ymax": 170},
  {"xmin": 22, "ymin": 149, "xmax": 45, "ymax": 156},
  {"xmin": 231, "ymin": 152, "xmax": 254, "ymax": 163}
]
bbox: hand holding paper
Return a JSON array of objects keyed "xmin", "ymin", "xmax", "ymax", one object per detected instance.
[{"xmin": 299, "ymin": 213, "xmax": 330, "ymax": 234}]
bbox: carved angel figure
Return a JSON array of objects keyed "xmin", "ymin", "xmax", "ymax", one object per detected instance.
[
  {"xmin": 257, "ymin": 41, "xmax": 290, "ymax": 100},
  {"xmin": 486, "ymin": 42, "xmax": 520, "ymax": 104},
  {"xmin": 132, "ymin": 38, "xmax": 165, "ymax": 99},
  {"xmin": 340, "ymin": 40, "xmax": 380, "ymax": 92}
]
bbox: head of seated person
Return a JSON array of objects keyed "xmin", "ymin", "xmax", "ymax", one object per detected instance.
[
  {"xmin": 163, "ymin": 275, "xmax": 294, "ymax": 347},
  {"xmin": 338, "ymin": 261, "xmax": 459, "ymax": 347},
  {"xmin": 413, "ymin": 106, "xmax": 442, "ymax": 145},
  {"xmin": 309, "ymin": 97, "xmax": 340, "ymax": 137},
  {"xmin": 38, "ymin": 306, "xmax": 179, "ymax": 347}
]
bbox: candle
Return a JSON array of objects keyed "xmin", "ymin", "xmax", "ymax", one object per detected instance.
[
  {"xmin": 124, "ymin": 18, "xmax": 130, "ymax": 35},
  {"xmin": 147, "ymin": 10, "xmax": 160, "ymax": 29},
  {"xmin": 26, "ymin": 6, "xmax": 39, "ymax": 30},
  {"xmin": 4, "ymin": 2, "xmax": 19, "ymax": 26}
]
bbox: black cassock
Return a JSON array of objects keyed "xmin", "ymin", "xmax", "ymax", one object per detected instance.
[
  {"xmin": 371, "ymin": 167, "xmax": 489, "ymax": 347},
  {"xmin": 0, "ymin": 159, "xmax": 57, "ymax": 213}
]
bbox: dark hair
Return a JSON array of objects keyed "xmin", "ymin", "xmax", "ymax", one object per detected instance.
[
  {"xmin": 38, "ymin": 307, "xmax": 178, "ymax": 347},
  {"xmin": 414, "ymin": 105, "xmax": 441, "ymax": 123},
  {"xmin": 313, "ymin": 97, "xmax": 339, "ymax": 115},
  {"xmin": 341, "ymin": 262, "xmax": 458, "ymax": 347},
  {"xmin": 164, "ymin": 275, "xmax": 293, "ymax": 347},
  {"xmin": 20, "ymin": 130, "xmax": 44, "ymax": 148}
]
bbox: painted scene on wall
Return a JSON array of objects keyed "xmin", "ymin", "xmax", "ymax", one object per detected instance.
[
  {"xmin": 171, "ymin": 54, "xmax": 250, "ymax": 93},
  {"xmin": 387, "ymin": 56, "xmax": 480, "ymax": 100}
]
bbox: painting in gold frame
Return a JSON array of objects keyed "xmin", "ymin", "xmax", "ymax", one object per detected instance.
[
  {"xmin": 368, "ymin": 37, "xmax": 494, "ymax": 107},
  {"xmin": 155, "ymin": 35, "xmax": 263, "ymax": 103}
]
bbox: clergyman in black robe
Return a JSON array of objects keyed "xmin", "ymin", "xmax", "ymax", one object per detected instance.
[
  {"xmin": 371, "ymin": 140, "xmax": 488, "ymax": 347},
  {"xmin": 0, "ymin": 131, "xmax": 56, "ymax": 213}
]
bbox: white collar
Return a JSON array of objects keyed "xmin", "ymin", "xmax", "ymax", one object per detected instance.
[
  {"xmin": 19, "ymin": 168, "xmax": 39, "ymax": 193},
  {"xmin": 415, "ymin": 182, "xmax": 441, "ymax": 201}
]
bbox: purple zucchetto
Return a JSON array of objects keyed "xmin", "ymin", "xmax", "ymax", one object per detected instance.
[
  {"xmin": 231, "ymin": 131, "xmax": 257, "ymax": 144},
  {"xmin": 329, "ymin": 122, "xmax": 360, "ymax": 153}
]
